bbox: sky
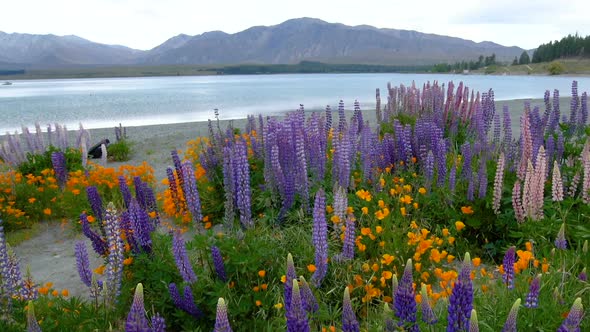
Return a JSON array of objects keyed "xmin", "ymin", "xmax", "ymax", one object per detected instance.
[{"xmin": 1, "ymin": 0, "xmax": 588, "ymax": 51}]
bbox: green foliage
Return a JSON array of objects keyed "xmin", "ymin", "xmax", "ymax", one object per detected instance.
[
  {"xmin": 532, "ymin": 33, "xmax": 590, "ymax": 63},
  {"xmin": 17, "ymin": 146, "xmax": 82, "ymax": 177},
  {"xmin": 548, "ymin": 61, "xmax": 565, "ymax": 75},
  {"xmin": 518, "ymin": 51, "xmax": 530, "ymax": 65},
  {"xmin": 107, "ymin": 139, "xmax": 132, "ymax": 162},
  {"xmin": 485, "ymin": 65, "xmax": 497, "ymax": 74}
]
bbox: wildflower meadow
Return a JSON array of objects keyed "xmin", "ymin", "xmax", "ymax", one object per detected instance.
[{"xmin": 0, "ymin": 80, "xmax": 588, "ymax": 331}]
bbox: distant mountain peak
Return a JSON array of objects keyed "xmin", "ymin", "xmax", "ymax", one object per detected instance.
[{"xmin": 0, "ymin": 18, "xmax": 524, "ymax": 68}]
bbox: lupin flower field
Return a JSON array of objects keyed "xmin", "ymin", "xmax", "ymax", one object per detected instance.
[{"xmin": 1, "ymin": 80, "xmax": 589, "ymax": 331}]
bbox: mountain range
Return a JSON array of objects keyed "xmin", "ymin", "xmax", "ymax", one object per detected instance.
[{"xmin": 0, "ymin": 18, "xmax": 524, "ymax": 68}]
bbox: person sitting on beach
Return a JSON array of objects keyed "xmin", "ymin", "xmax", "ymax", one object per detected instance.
[{"xmin": 88, "ymin": 138, "xmax": 110, "ymax": 159}]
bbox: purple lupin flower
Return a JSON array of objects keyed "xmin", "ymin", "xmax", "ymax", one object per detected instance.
[
  {"xmin": 447, "ymin": 253, "xmax": 473, "ymax": 332},
  {"xmin": 211, "ymin": 245, "xmax": 227, "ymax": 282},
  {"xmin": 579, "ymin": 268, "xmax": 587, "ymax": 282},
  {"xmin": 420, "ymin": 283, "xmax": 437, "ymax": 325},
  {"xmin": 118, "ymin": 176, "xmax": 132, "ymax": 208},
  {"xmin": 339, "ymin": 213, "xmax": 356, "ymax": 261},
  {"xmin": 168, "ymin": 282, "xmax": 183, "ymax": 308},
  {"xmin": 395, "ymin": 259, "xmax": 418, "ymax": 332},
  {"xmin": 126, "ymin": 283, "xmax": 149, "ymax": 332},
  {"xmin": 128, "ymin": 199, "xmax": 153, "ymax": 253},
  {"xmin": 80, "ymin": 213, "xmax": 107, "ymax": 256},
  {"xmin": 524, "ymin": 274, "xmax": 541, "ymax": 308},
  {"xmin": 104, "ymin": 203, "xmax": 124, "ymax": 305},
  {"xmin": 27, "ymin": 300, "xmax": 42, "ymax": 332},
  {"xmin": 181, "ymin": 161, "xmax": 203, "ymax": 223},
  {"xmin": 170, "ymin": 284, "xmax": 202, "ymax": 318},
  {"xmin": 555, "ymin": 223, "xmax": 567, "ymax": 250},
  {"xmin": 86, "ymin": 186, "xmax": 104, "ymax": 222},
  {"xmin": 166, "ymin": 167, "xmax": 181, "ymax": 213},
  {"xmin": 383, "ymin": 302, "xmax": 396, "ymax": 332},
  {"xmin": 214, "ymin": 297, "xmax": 233, "ymax": 332},
  {"xmin": 502, "ymin": 246, "xmax": 516, "ymax": 290},
  {"xmin": 1, "ymin": 219, "xmax": 20, "ymax": 302},
  {"xmin": 74, "ymin": 241, "xmax": 92, "ymax": 287},
  {"xmin": 51, "ymin": 151, "xmax": 67, "ymax": 188},
  {"xmin": 286, "ymin": 279, "xmax": 310, "ymax": 332},
  {"xmin": 468, "ymin": 309, "xmax": 479, "ymax": 332},
  {"xmin": 222, "ymin": 146, "xmax": 235, "ymax": 227},
  {"xmin": 133, "ymin": 176, "xmax": 147, "ymax": 210},
  {"xmin": 151, "ymin": 312, "xmax": 166, "ymax": 332},
  {"xmin": 501, "ymin": 298, "xmax": 521, "ymax": 332},
  {"xmin": 477, "ymin": 158, "xmax": 487, "ymax": 199},
  {"xmin": 311, "ymin": 189, "xmax": 328, "ymax": 287},
  {"xmin": 424, "ymin": 150, "xmax": 435, "ymax": 189},
  {"xmin": 557, "ymin": 297, "xmax": 584, "ymax": 332},
  {"xmin": 342, "ymin": 286, "xmax": 360, "ymax": 332},
  {"xmin": 299, "ymin": 276, "xmax": 318, "ymax": 314},
  {"xmin": 449, "ymin": 162, "xmax": 457, "ymax": 193},
  {"xmin": 172, "ymin": 230, "xmax": 197, "ymax": 284},
  {"xmin": 232, "ymin": 140, "xmax": 252, "ymax": 228},
  {"xmin": 171, "ymin": 150, "xmax": 184, "ymax": 188},
  {"xmin": 284, "ymin": 253, "xmax": 297, "ymax": 312}
]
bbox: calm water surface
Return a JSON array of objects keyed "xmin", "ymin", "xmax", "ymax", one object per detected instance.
[{"xmin": 1, "ymin": 73, "xmax": 589, "ymax": 133}]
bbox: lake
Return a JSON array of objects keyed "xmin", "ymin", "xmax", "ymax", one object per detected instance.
[{"xmin": 1, "ymin": 73, "xmax": 589, "ymax": 134}]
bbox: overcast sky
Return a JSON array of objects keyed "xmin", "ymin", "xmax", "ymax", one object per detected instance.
[{"xmin": 1, "ymin": 0, "xmax": 588, "ymax": 51}]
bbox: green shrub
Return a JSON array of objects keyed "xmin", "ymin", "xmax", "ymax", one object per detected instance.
[
  {"xmin": 107, "ymin": 140, "xmax": 132, "ymax": 162},
  {"xmin": 17, "ymin": 146, "xmax": 82, "ymax": 176},
  {"xmin": 547, "ymin": 61, "xmax": 565, "ymax": 75}
]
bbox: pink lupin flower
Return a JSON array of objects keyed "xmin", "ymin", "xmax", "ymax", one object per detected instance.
[
  {"xmin": 552, "ymin": 161, "xmax": 564, "ymax": 202},
  {"xmin": 493, "ymin": 153, "xmax": 505, "ymax": 215},
  {"xmin": 512, "ymin": 180, "xmax": 525, "ymax": 223}
]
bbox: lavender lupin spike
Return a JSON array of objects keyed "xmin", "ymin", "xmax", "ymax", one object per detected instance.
[
  {"xmin": 181, "ymin": 160, "xmax": 203, "ymax": 223},
  {"xmin": 80, "ymin": 213, "xmax": 107, "ymax": 256},
  {"xmin": 104, "ymin": 203, "xmax": 124, "ymax": 304},
  {"xmin": 468, "ymin": 309, "xmax": 479, "ymax": 332},
  {"xmin": 233, "ymin": 140, "xmax": 252, "ymax": 228},
  {"xmin": 502, "ymin": 246, "xmax": 516, "ymax": 290},
  {"xmin": 447, "ymin": 253, "xmax": 473, "ymax": 332},
  {"xmin": 342, "ymin": 286, "xmax": 360, "ymax": 332},
  {"xmin": 420, "ymin": 283, "xmax": 437, "ymax": 325},
  {"xmin": 339, "ymin": 213, "xmax": 356, "ymax": 261},
  {"xmin": 284, "ymin": 253, "xmax": 297, "ymax": 312},
  {"xmin": 86, "ymin": 186, "xmax": 104, "ymax": 222},
  {"xmin": 151, "ymin": 313, "xmax": 166, "ymax": 332},
  {"xmin": 311, "ymin": 188, "xmax": 328, "ymax": 287},
  {"xmin": 181, "ymin": 284, "xmax": 203, "ymax": 318},
  {"xmin": 128, "ymin": 199, "xmax": 153, "ymax": 253},
  {"xmin": 211, "ymin": 245, "xmax": 227, "ymax": 282},
  {"xmin": 555, "ymin": 223, "xmax": 567, "ymax": 250},
  {"xmin": 557, "ymin": 297, "xmax": 584, "ymax": 332},
  {"xmin": 525, "ymin": 274, "xmax": 541, "ymax": 308},
  {"xmin": 579, "ymin": 268, "xmax": 587, "ymax": 282},
  {"xmin": 286, "ymin": 279, "xmax": 310, "ymax": 332},
  {"xmin": 27, "ymin": 301, "xmax": 42, "ymax": 332},
  {"xmin": 125, "ymin": 283, "xmax": 149, "ymax": 332},
  {"xmin": 395, "ymin": 259, "xmax": 418, "ymax": 331},
  {"xmin": 501, "ymin": 298, "xmax": 521, "ymax": 332},
  {"xmin": 118, "ymin": 176, "xmax": 132, "ymax": 208},
  {"xmin": 299, "ymin": 276, "xmax": 318, "ymax": 314},
  {"xmin": 172, "ymin": 230, "xmax": 197, "ymax": 284},
  {"xmin": 214, "ymin": 298, "xmax": 233, "ymax": 332},
  {"xmin": 1, "ymin": 219, "xmax": 20, "ymax": 305},
  {"xmin": 74, "ymin": 241, "xmax": 92, "ymax": 288},
  {"xmin": 51, "ymin": 151, "xmax": 67, "ymax": 189}
]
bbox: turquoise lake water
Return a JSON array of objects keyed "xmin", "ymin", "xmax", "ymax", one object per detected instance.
[{"xmin": 1, "ymin": 73, "xmax": 589, "ymax": 133}]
